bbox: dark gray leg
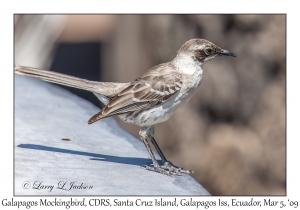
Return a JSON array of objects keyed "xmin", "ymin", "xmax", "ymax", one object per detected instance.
[
  {"xmin": 140, "ymin": 126, "xmax": 193, "ymax": 175},
  {"xmin": 139, "ymin": 126, "xmax": 173, "ymax": 175},
  {"xmin": 144, "ymin": 126, "xmax": 167, "ymax": 163},
  {"xmin": 147, "ymin": 129, "xmax": 193, "ymax": 175}
]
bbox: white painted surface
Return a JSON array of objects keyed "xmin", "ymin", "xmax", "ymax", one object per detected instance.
[{"xmin": 14, "ymin": 75, "xmax": 209, "ymax": 195}]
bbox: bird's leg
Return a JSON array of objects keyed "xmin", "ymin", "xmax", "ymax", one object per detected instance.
[
  {"xmin": 139, "ymin": 126, "xmax": 192, "ymax": 175},
  {"xmin": 146, "ymin": 127, "xmax": 193, "ymax": 175},
  {"xmin": 148, "ymin": 136, "xmax": 193, "ymax": 174},
  {"xmin": 139, "ymin": 126, "xmax": 176, "ymax": 175},
  {"xmin": 144, "ymin": 126, "xmax": 167, "ymax": 163}
]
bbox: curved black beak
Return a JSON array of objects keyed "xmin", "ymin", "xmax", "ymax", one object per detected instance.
[{"xmin": 219, "ymin": 49, "xmax": 237, "ymax": 57}]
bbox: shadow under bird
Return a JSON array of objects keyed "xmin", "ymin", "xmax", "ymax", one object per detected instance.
[{"xmin": 15, "ymin": 39, "xmax": 237, "ymax": 175}]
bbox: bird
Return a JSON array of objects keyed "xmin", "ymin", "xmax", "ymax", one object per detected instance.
[{"xmin": 15, "ymin": 38, "xmax": 237, "ymax": 175}]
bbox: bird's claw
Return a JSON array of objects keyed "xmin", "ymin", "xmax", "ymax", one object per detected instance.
[
  {"xmin": 161, "ymin": 161, "xmax": 193, "ymax": 174},
  {"xmin": 141, "ymin": 162, "xmax": 193, "ymax": 176}
]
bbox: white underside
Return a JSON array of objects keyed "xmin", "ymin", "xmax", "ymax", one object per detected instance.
[
  {"xmin": 94, "ymin": 55, "xmax": 204, "ymax": 127},
  {"xmin": 119, "ymin": 64, "xmax": 204, "ymax": 127}
]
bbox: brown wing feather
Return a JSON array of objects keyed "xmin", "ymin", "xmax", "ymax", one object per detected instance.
[{"xmin": 88, "ymin": 63, "xmax": 182, "ymax": 124}]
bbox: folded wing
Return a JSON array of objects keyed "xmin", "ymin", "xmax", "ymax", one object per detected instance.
[{"xmin": 88, "ymin": 63, "xmax": 182, "ymax": 124}]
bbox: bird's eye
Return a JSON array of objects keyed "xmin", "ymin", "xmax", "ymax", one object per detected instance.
[{"xmin": 205, "ymin": 48, "xmax": 212, "ymax": 55}]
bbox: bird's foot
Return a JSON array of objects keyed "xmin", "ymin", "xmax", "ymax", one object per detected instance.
[
  {"xmin": 143, "ymin": 164, "xmax": 176, "ymax": 175},
  {"xmin": 142, "ymin": 162, "xmax": 193, "ymax": 176},
  {"xmin": 161, "ymin": 161, "xmax": 194, "ymax": 175}
]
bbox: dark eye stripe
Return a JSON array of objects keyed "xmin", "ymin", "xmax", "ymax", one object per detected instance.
[{"xmin": 205, "ymin": 49, "xmax": 212, "ymax": 55}]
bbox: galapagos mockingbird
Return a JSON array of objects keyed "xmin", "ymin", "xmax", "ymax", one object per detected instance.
[{"xmin": 15, "ymin": 39, "xmax": 236, "ymax": 175}]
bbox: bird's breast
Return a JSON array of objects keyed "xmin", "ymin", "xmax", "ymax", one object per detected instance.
[
  {"xmin": 176, "ymin": 68, "xmax": 203, "ymax": 99},
  {"xmin": 118, "ymin": 69, "xmax": 203, "ymax": 127}
]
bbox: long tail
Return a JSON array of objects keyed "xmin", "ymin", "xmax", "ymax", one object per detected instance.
[{"xmin": 14, "ymin": 66, "xmax": 130, "ymax": 96}]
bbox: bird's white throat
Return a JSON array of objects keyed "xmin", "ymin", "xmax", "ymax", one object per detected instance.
[{"xmin": 172, "ymin": 54, "xmax": 203, "ymax": 75}]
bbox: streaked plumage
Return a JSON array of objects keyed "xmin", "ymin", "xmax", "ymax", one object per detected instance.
[
  {"xmin": 15, "ymin": 38, "xmax": 236, "ymax": 175},
  {"xmin": 88, "ymin": 62, "xmax": 183, "ymax": 124}
]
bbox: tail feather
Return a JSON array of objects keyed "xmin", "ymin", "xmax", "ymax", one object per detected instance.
[
  {"xmin": 15, "ymin": 65, "xmax": 131, "ymax": 124},
  {"xmin": 14, "ymin": 66, "xmax": 130, "ymax": 96}
]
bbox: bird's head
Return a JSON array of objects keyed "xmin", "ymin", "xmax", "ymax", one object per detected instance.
[{"xmin": 176, "ymin": 39, "xmax": 237, "ymax": 65}]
